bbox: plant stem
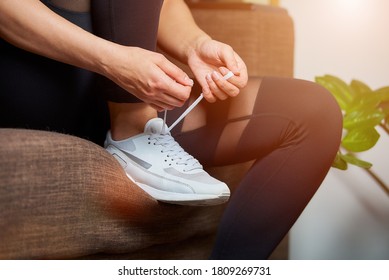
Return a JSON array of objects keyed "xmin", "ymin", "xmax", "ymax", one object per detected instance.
[
  {"xmin": 364, "ymin": 168, "xmax": 389, "ymax": 198},
  {"xmin": 379, "ymin": 123, "xmax": 389, "ymax": 135}
]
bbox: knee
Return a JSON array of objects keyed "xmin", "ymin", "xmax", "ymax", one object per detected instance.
[
  {"xmin": 296, "ymin": 80, "xmax": 343, "ymax": 152},
  {"xmin": 262, "ymin": 77, "xmax": 342, "ymax": 132},
  {"xmin": 297, "ymin": 79, "xmax": 342, "ymax": 131}
]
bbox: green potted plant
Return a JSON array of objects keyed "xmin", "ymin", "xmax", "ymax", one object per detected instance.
[{"xmin": 315, "ymin": 75, "xmax": 389, "ymax": 170}]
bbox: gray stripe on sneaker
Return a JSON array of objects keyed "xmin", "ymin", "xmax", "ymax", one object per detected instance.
[{"xmin": 121, "ymin": 150, "xmax": 152, "ymax": 169}]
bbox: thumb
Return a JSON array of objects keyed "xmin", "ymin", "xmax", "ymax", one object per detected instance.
[{"xmin": 219, "ymin": 47, "xmax": 240, "ymax": 76}]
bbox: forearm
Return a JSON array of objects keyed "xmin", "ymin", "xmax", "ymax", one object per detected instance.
[
  {"xmin": 157, "ymin": 0, "xmax": 210, "ymax": 64},
  {"xmin": 0, "ymin": 0, "xmax": 112, "ymax": 76}
]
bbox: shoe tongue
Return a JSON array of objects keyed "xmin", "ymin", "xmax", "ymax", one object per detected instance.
[{"xmin": 144, "ymin": 118, "xmax": 169, "ymax": 135}]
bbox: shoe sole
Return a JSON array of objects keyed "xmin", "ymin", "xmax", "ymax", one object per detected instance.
[
  {"xmin": 107, "ymin": 145, "xmax": 230, "ymax": 206},
  {"xmin": 127, "ymin": 174, "xmax": 230, "ymax": 206}
]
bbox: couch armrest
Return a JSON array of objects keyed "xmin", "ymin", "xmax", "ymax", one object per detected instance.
[{"xmin": 0, "ymin": 129, "xmax": 226, "ymax": 259}]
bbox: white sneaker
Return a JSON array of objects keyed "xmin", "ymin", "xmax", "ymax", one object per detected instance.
[
  {"xmin": 105, "ymin": 71, "xmax": 234, "ymax": 206},
  {"xmin": 105, "ymin": 118, "xmax": 230, "ymax": 206}
]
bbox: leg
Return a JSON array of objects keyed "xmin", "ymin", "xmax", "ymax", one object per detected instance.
[
  {"xmin": 108, "ymin": 102, "xmax": 157, "ymax": 140},
  {"xmin": 91, "ymin": 0, "xmax": 230, "ymax": 205},
  {"xmin": 168, "ymin": 77, "xmax": 343, "ymax": 259},
  {"xmin": 91, "ymin": 0, "xmax": 163, "ymax": 140}
]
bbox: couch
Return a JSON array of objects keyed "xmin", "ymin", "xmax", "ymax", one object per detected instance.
[{"xmin": 0, "ymin": 2, "xmax": 294, "ymax": 259}]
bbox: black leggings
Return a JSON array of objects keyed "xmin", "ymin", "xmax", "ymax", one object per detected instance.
[
  {"xmin": 167, "ymin": 78, "xmax": 342, "ymax": 259},
  {"xmin": 91, "ymin": 0, "xmax": 163, "ymax": 103},
  {"xmin": 0, "ymin": 1, "xmax": 343, "ymax": 259}
]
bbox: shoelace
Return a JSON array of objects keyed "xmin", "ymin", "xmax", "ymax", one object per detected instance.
[
  {"xmin": 163, "ymin": 71, "xmax": 235, "ymax": 133},
  {"xmin": 154, "ymin": 71, "xmax": 234, "ymax": 172},
  {"xmin": 150, "ymin": 133, "xmax": 201, "ymax": 171}
]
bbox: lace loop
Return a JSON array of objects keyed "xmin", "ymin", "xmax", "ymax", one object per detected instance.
[
  {"xmin": 162, "ymin": 71, "xmax": 234, "ymax": 133},
  {"xmin": 149, "ymin": 133, "xmax": 202, "ymax": 171}
]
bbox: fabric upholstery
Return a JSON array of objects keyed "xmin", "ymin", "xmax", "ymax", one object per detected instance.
[{"xmin": 0, "ymin": 129, "xmax": 226, "ymax": 259}]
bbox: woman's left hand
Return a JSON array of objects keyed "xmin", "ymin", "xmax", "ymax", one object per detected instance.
[{"xmin": 187, "ymin": 38, "xmax": 248, "ymax": 102}]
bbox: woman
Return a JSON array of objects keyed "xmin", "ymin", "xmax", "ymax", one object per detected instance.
[{"xmin": 0, "ymin": 0, "xmax": 342, "ymax": 259}]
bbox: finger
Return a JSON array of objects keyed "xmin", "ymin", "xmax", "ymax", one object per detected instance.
[
  {"xmin": 199, "ymin": 78, "xmax": 217, "ymax": 103},
  {"xmin": 149, "ymin": 103, "xmax": 165, "ymax": 112},
  {"xmin": 211, "ymin": 70, "xmax": 240, "ymax": 98},
  {"xmin": 157, "ymin": 71, "xmax": 192, "ymax": 102},
  {"xmin": 147, "ymin": 63, "xmax": 192, "ymax": 106},
  {"xmin": 154, "ymin": 90, "xmax": 187, "ymax": 108},
  {"xmin": 206, "ymin": 72, "xmax": 229, "ymax": 100},
  {"xmin": 234, "ymin": 54, "xmax": 249, "ymax": 86},
  {"xmin": 219, "ymin": 66, "xmax": 247, "ymax": 89},
  {"xmin": 148, "ymin": 99, "xmax": 175, "ymax": 112},
  {"xmin": 157, "ymin": 56, "xmax": 194, "ymax": 88},
  {"xmin": 219, "ymin": 45, "xmax": 240, "ymax": 75}
]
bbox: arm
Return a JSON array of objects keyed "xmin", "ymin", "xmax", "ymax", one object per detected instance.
[
  {"xmin": 158, "ymin": 0, "xmax": 248, "ymax": 102},
  {"xmin": 157, "ymin": 0, "xmax": 209, "ymax": 64},
  {"xmin": 0, "ymin": 0, "xmax": 109, "ymax": 76},
  {"xmin": 0, "ymin": 0, "xmax": 192, "ymax": 110}
]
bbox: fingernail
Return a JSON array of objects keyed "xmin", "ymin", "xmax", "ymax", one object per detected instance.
[
  {"xmin": 185, "ymin": 76, "xmax": 194, "ymax": 86},
  {"xmin": 206, "ymin": 73, "xmax": 212, "ymax": 81},
  {"xmin": 219, "ymin": 67, "xmax": 229, "ymax": 75},
  {"xmin": 228, "ymin": 64, "xmax": 240, "ymax": 75},
  {"xmin": 212, "ymin": 71, "xmax": 221, "ymax": 80}
]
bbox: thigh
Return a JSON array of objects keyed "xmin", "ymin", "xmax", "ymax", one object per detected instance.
[{"xmin": 168, "ymin": 76, "xmax": 341, "ymax": 166}]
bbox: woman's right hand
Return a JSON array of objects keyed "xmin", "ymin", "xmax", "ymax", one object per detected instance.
[
  {"xmin": 103, "ymin": 46, "xmax": 194, "ymax": 111},
  {"xmin": 0, "ymin": 1, "xmax": 193, "ymax": 112}
]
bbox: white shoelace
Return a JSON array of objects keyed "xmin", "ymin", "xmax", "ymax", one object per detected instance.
[
  {"xmin": 162, "ymin": 71, "xmax": 235, "ymax": 133},
  {"xmin": 150, "ymin": 133, "xmax": 201, "ymax": 171},
  {"xmin": 155, "ymin": 71, "xmax": 235, "ymax": 171}
]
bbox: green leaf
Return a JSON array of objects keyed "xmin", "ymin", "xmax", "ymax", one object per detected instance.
[
  {"xmin": 350, "ymin": 79, "xmax": 372, "ymax": 97},
  {"xmin": 332, "ymin": 152, "xmax": 348, "ymax": 170},
  {"xmin": 339, "ymin": 153, "xmax": 372, "ymax": 169},
  {"xmin": 343, "ymin": 109, "xmax": 385, "ymax": 130},
  {"xmin": 352, "ymin": 88, "xmax": 389, "ymax": 111},
  {"xmin": 324, "ymin": 75, "xmax": 356, "ymax": 105},
  {"xmin": 350, "ymin": 94, "xmax": 382, "ymax": 112},
  {"xmin": 374, "ymin": 86, "xmax": 389, "ymax": 95},
  {"xmin": 374, "ymin": 86, "xmax": 389, "ymax": 104},
  {"xmin": 315, "ymin": 75, "xmax": 389, "ymax": 170},
  {"xmin": 342, "ymin": 127, "xmax": 380, "ymax": 152},
  {"xmin": 315, "ymin": 75, "xmax": 355, "ymax": 111}
]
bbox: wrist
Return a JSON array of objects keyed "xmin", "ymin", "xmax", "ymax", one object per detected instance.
[
  {"xmin": 183, "ymin": 33, "xmax": 211, "ymax": 64},
  {"xmin": 92, "ymin": 41, "xmax": 126, "ymax": 79}
]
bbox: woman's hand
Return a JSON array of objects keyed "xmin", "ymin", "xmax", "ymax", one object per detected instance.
[
  {"xmin": 0, "ymin": 0, "xmax": 194, "ymax": 112},
  {"xmin": 104, "ymin": 46, "xmax": 194, "ymax": 111},
  {"xmin": 187, "ymin": 38, "xmax": 248, "ymax": 103}
]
